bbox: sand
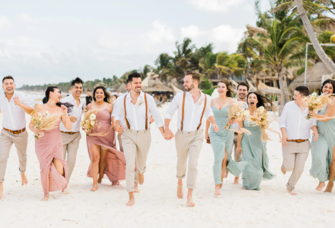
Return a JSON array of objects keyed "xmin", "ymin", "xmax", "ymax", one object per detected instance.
[{"xmin": 1, "ymin": 103, "xmax": 335, "ymax": 228}]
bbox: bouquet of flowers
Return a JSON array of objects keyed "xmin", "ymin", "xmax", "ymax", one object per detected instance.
[
  {"xmin": 32, "ymin": 111, "xmax": 63, "ymax": 139},
  {"xmin": 81, "ymin": 110, "xmax": 100, "ymax": 136},
  {"xmin": 303, "ymin": 92, "xmax": 333, "ymax": 120},
  {"xmin": 225, "ymin": 102, "xmax": 251, "ymax": 135}
]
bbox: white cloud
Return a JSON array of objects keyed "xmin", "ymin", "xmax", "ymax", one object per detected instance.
[
  {"xmin": 98, "ymin": 28, "xmax": 120, "ymax": 49},
  {"xmin": 146, "ymin": 20, "xmax": 175, "ymax": 44},
  {"xmin": 0, "ymin": 16, "xmax": 10, "ymax": 28},
  {"xmin": 188, "ymin": 0, "xmax": 246, "ymax": 12},
  {"xmin": 19, "ymin": 13, "xmax": 34, "ymax": 22},
  {"xmin": 181, "ymin": 25, "xmax": 207, "ymax": 39}
]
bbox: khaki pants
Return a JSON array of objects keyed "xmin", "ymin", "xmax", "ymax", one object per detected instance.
[
  {"xmin": 230, "ymin": 133, "xmax": 242, "ymax": 162},
  {"xmin": 121, "ymin": 129, "xmax": 151, "ymax": 192},
  {"xmin": 117, "ymin": 133, "xmax": 123, "ymax": 152},
  {"xmin": 175, "ymin": 129, "xmax": 204, "ymax": 189},
  {"xmin": 282, "ymin": 141, "xmax": 310, "ymax": 191},
  {"xmin": 62, "ymin": 132, "xmax": 81, "ymax": 181},
  {"xmin": 0, "ymin": 129, "xmax": 28, "ymax": 182}
]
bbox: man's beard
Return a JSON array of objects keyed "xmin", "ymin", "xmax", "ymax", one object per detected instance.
[
  {"xmin": 133, "ymin": 87, "xmax": 141, "ymax": 93},
  {"xmin": 238, "ymin": 94, "xmax": 246, "ymax": 100},
  {"xmin": 185, "ymin": 84, "xmax": 194, "ymax": 92}
]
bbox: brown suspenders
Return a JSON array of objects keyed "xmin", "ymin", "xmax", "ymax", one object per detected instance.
[
  {"xmin": 124, "ymin": 93, "xmax": 148, "ymax": 130},
  {"xmin": 180, "ymin": 92, "xmax": 207, "ymax": 131}
]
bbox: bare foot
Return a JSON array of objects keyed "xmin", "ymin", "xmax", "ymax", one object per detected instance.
[
  {"xmin": 316, "ymin": 182, "xmax": 325, "ymax": 191},
  {"xmin": 241, "ymin": 187, "xmax": 247, "ymax": 190},
  {"xmin": 62, "ymin": 187, "xmax": 70, "ymax": 194},
  {"xmin": 126, "ymin": 193, "xmax": 135, "ymax": 206},
  {"xmin": 233, "ymin": 177, "xmax": 239, "ymax": 185},
  {"xmin": 287, "ymin": 189, "xmax": 297, "ymax": 195},
  {"xmin": 112, "ymin": 180, "xmax": 120, "ymax": 186},
  {"xmin": 281, "ymin": 166, "xmax": 286, "ymax": 175},
  {"xmin": 134, "ymin": 182, "xmax": 140, "ymax": 193},
  {"xmin": 0, "ymin": 183, "xmax": 3, "ymax": 199},
  {"xmin": 187, "ymin": 195, "xmax": 195, "ymax": 207},
  {"xmin": 218, "ymin": 183, "xmax": 223, "ymax": 189},
  {"xmin": 90, "ymin": 185, "xmax": 98, "ymax": 191},
  {"xmin": 138, "ymin": 173, "xmax": 144, "ymax": 185},
  {"xmin": 214, "ymin": 185, "xmax": 221, "ymax": 195},
  {"xmin": 177, "ymin": 183, "xmax": 183, "ymax": 199},
  {"xmin": 21, "ymin": 172, "xmax": 28, "ymax": 186},
  {"xmin": 325, "ymin": 182, "xmax": 334, "ymax": 193},
  {"xmin": 41, "ymin": 195, "xmax": 49, "ymax": 201}
]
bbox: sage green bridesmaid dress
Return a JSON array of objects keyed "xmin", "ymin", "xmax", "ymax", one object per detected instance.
[
  {"xmin": 209, "ymin": 100, "xmax": 247, "ymax": 186},
  {"xmin": 310, "ymin": 105, "xmax": 335, "ymax": 182},
  {"xmin": 241, "ymin": 119, "xmax": 275, "ymax": 190}
]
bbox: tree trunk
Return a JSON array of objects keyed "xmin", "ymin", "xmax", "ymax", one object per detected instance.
[
  {"xmin": 278, "ymin": 71, "xmax": 290, "ymax": 113},
  {"xmin": 294, "ymin": 0, "xmax": 335, "ymax": 73}
]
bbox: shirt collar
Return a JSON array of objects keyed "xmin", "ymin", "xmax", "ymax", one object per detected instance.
[
  {"xmin": 126, "ymin": 91, "xmax": 144, "ymax": 101},
  {"xmin": 2, "ymin": 90, "xmax": 16, "ymax": 101}
]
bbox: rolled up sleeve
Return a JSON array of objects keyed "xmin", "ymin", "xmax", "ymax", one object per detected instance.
[{"xmin": 279, "ymin": 104, "xmax": 288, "ymax": 129}]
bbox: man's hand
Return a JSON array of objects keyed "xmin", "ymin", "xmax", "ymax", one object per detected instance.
[
  {"xmin": 282, "ymin": 134, "xmax": 289, "ymax": 147},
  {"xmin": 115, "ymin": 125, "xmax": 124, "ymax": 135},
  {"xmin": 69, "ymin": 116, "xmax": 77, "ymax": 123},
  {"xmin": 312, "ymin": 131, "xmax": 319, "ymax": 142},
  {"xmin": 212, "ymin": 123, "xmax": 219, "ymax": 132},
  {"xmin": 164, "ymin": 127, "xmax": 174, "ymax": 140},
  {"xmin": 13, "ymin": 96, "xmax": 22, "ymax": 107}
]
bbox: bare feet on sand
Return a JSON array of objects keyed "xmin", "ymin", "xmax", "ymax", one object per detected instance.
[
  {"xmin": 126, "ymin": 193, "xmax": 135, "ymax": 206},
  {"xmin": 134, "ymin": 182, "xmax": 140, "ymax": 193},
  {"xmin": 112, "ymin": 180, "xmax": 120, "ymax": 186},
  {"xmin": 325, "ymin": 182, "xmax": 334, "ymax": 193},
  {"xmin": 62, "ymin": 187, "xmax": 70, "ymax": 194},
  {"xmin": 90, "ymin": 185, "xmax": 98, "ymax": 191},
  {"xmin": 177, "ymin": 181, "xmax": 183, "ymax": 199},
  {"xmin": 233, "ymin": 177, "xmax": 239, "ymax": 184},
  {"xmin": 214, "ymin": 185, "xmax": 221, "ymax": 195},
  {"xmin": 41, "ymin": 195, "xmax": 49, "ymax": 201},
  {"xmin": 187, "ymin": 195, "xmax": 195, "ymax": 207},
  {"xmin": 241, "ymin": 187, "xmax": 247, "ymax": 190},
  {"xmin": 287, "ymin": 189, "xmax": 297, "ymax": 195},
  {"xmin": 138, "ymin": 173, "xmax": 144, "ymax": 185},
  {"xmin": 0, "ymin": 183, "xmax": 3, "ymax": 199},
  {"xmin": 316, "ymin": 182, "xmax": 325, "ymax": 191},
  {"xmin": 281, "ymin": 166, "xmax": 286, "ymax": 175},
  {"xmin": 21, "ymin": 172, "xmax": 28, "ymax": 185}
]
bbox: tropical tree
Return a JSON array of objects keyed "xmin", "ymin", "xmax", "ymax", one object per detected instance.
[{"xmin": 215, "ymin": 52, "xmax": 246, "ymax": 80}]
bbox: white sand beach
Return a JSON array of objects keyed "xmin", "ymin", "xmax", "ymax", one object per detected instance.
[{"xmin": 1, "ymin": 103, "xmax": 335, "ymax": 228}]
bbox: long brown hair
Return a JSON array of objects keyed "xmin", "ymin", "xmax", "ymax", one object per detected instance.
[
  {"xmin": 218, "ymin": 78, "xmax": 233, "ymax": 97},
  {"xmin": 247, "ymin": 92, "xmax": 276, "ymax": 111},
  {"xmin": 93, "ymin": 86, "xmax": 111, "ymax": 103}
]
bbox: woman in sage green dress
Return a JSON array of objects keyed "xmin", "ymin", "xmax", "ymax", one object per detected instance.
[
  {"xmin": 309, "ymin": 79, "xmax": 335, "ymax": 192},
  {"xmin": 205, "ymin": 79, "xmax": 247, "ymax": 195},
  {"xmin": 236, "ymin": 92, "xmax": 275, "ymax": 190}
]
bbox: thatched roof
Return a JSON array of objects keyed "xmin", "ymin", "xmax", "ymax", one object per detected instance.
[
  {"xmin": 288, "ymin": 62, "xmax": 334, "ymax": 92},
  {"xmin": 110, "ymin": 83, "xmax": 121, "ymax": 92},
  {"xmin": 116, "ymin": 84, "xmax": 127, "ymax": 93},
  {"xmin": 246, "ymin": 25, "xmax": 268, "ymax": 37},
  {"xmin": 142, "ymin": 72, "xmax": 173, "ymax": 93}
]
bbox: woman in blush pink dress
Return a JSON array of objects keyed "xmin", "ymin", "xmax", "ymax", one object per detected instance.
[
  {"xmin": 86, "ymin": 86, "xmax": 126, "ymax": 191},
  {"xmin": 29, "ymin": 86, "xmax": 72, "ymax": 201}
]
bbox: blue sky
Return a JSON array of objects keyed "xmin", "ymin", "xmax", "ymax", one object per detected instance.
[{"xmin": 0, "ymin": 0, "xmax": 271, "ymax": 87}]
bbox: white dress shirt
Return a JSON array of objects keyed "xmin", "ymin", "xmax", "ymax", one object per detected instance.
[
  {"xmin": 0, "ymin": 91, "xmax": 33, "ymax": 130},
  {"xmin": 112, "ymin": 93, "xmax": 127, "ymax": 127},
  {"xmin": 60, "ymin": 94, "xmax": 86, "ymax": 132},
  {"xmin": 232, "ymin": 98, "xmax": 248, "ymax": 131},
  {"xmin": 279, "ymin": 101, "xmax": 317, "ymax": 140},
  {"xmin": 165, "ymin": 92, "xmax": 214, "ymax": 131},
  {"xmin": 115, "ymin": 91, "xmax": 163, "ymax": 131}
]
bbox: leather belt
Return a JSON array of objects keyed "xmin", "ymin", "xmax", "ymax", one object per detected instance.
[
  {"xmin": 287, "ymin": 139, "xmax": 308, "ymax": 143},
  {"xmin": 3, "ymin": 127, "xmax": 26, "ymax": 134},
  {"xmin": 61, "ymin": 131, "xmax": 79, "ymax": 135}
]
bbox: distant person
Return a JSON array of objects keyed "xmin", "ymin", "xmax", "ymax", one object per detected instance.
[
  {"xmin": 0, "ymin": 75, "xmax": 34, "ymax": 199},
  {"xmin": 42, "ymin": 96, "xmax": 48, "ymax": 104},
  {"xmin": 86, "ymin": 90, "xmax": 93, "ymax": 106}
]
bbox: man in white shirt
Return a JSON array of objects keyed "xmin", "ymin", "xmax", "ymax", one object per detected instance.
[
  {"xmin": 60, "ymin": 77, "xmax": 86, "ymax": 181},
  {"xmin": 114, "ymin": 72, "xmax": 166, "ymax": 207},
  {"xmin": 0, "ymin": 76, "xmax": 34, "ymax": 199},
  {"xmin": 230, "ymin": 82, "xmax": 249, "ymax": 184},
  {"xmin": 112, "ymin": 79, "xmax": 131, "ymax": 152},
  {"xmin": 279, "ymin": 86, "xmax": 318, "ymax": 195},
  {"xmin": 165, "ymin": 71, "xmax": 219, "ymax": 207}
]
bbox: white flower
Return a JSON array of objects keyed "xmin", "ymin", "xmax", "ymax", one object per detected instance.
[
  {"xmin": 198, "ymin": 98, "xmax": 203, "ymax": 106},
  {"xmin": 244, "ymin": 111, "xmax": 250, "ymax": 116},
  {"xmin": 90, "ymin": 114, "xmax": 96, "ymax": 120},
  {"xmin": 38, "ymin": 113, "xmax": 42, "ymax": 117},
  {"xmin": 312, "ymin": 92, "xmax": 317, "ymax": 97},
  {"xmin": 45, "ymin": 111, "xmax": 49, "ymax": 116},
  {"xmin": 259, "ymin": 106, "xmax": 264, "ymax": 111},
  {"xmin": 91, "ymin": 121, "xmax": 95, "ymax": 126},
  {"xmin": 138, "ymin": 99, "xmax": 143, "ymax": 106}
]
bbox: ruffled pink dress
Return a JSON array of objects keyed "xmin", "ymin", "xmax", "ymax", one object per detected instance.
[
  {"xmin": 86, "ymin": 108, "xmax": 126, "ymax": 182},
  {"xmin": 35, "ymin": 119, "xmax": 68, "ymax": 196}
]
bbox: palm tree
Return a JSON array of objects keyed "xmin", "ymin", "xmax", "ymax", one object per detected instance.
[
  {"xmin": 173, "ymin": 38, "xmax": 196, "ymax": 73},
  {"xmin": 215, "ymin": 52, "xmax": 246, "ymax": 80}
]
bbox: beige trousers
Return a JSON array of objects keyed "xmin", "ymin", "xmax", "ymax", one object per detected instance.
[
  {"xmin": 175, "ymin": 129, "xmax": 204, "ymax": 189},
  {"xmin": 117, "ymin": 133, "xmax": 123, "ymax": 152},
  {"xmin": 230, "ymin": 133, "xmax": 242, "ymax": 162},
  {"xmin": 62, "ymin": 132, "xmax": 81, "ymax": 181},
  {"xmin": 282, "ymin": 141, "xmax": 310, "ymax": 191},
  {"xmin": 121, "ymin": 129, "xmax": 151, "ymax": 192},
  {"xmin": 0, "ymin": 129, "xmax": 28, "ymax": 182}
]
